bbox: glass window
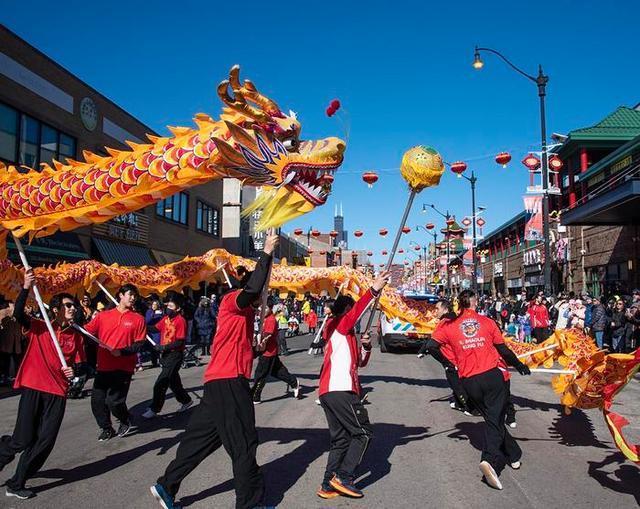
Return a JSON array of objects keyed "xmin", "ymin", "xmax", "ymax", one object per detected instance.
[
  {"xmin": 19, "ymin": 114, "xmax": 39, "ymax": 167},
  {"xmin": 156, "ymin": 192, "xmax": 188, "ymax": 225},
  {"xmin": 59, "ymin": 133, "xmax": 76, "ymax": 159},
  {"xmin": 40, "ymin": 124, "xmax": 58, "ymax": 166},
  {"xmin": 196, "ymin": 200, "xmax": 219, "ymax": 237},
  {"xmin": 0, "ymin": 103, "xmax": 18, "ymax": 162}
]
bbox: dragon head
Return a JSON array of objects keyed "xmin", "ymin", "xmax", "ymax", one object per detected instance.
[{"xmin": 211, "ymin": 66, "xmax": 346, "ymax": 229}]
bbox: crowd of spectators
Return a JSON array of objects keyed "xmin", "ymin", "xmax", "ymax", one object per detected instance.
[{"xmin": 476, "ymin": 288, "xmax": 640, "ymax": 351}]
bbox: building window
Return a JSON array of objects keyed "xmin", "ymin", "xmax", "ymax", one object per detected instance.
[
  {"xmin": 196, "ymin": 200, "xmax": 219, "ymax": 237},
  {"xmin": 0, "ymin": 103, "xmax": 76, "ymax": 168},
  {"xmin": 0, "ymin": 103, "xmax": 18, "ymax": 162},
  {"xmin": 156, "ymin": 192, "xmax": 189, "ymax": 225}
]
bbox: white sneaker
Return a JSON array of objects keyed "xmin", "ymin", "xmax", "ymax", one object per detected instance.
[
  {"xmin": 417, "ymin": 353, "xmax": 424, "ymax": 359},
  {"xmin": 315, "ymin": 399, "xmax": 321, "ymax": 405},
  {"xmin": 479, "ymin": 461, "xmax": 503, "ymax": 490},
  {"xmin": 178, "ymin": 401, "xmax": 193, "ymax": 413},
  {"xmin": 141, "ymin": 408, "xmax": 156, "ymax": 419},
  {"xmin": 293, "ymin": 382, "xmax": 301, "ymax": 399},
  {"xmin": 508, "ymin": 421, "xmax": 517, "ymax": 429},
  {"xmin": 510, "ymin": 461, "xmax": 521, "ymax": 470}
]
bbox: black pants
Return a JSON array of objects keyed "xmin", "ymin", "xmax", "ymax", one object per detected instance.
[
  {"xmin": 532, "ymin": 327, "xmax": 549, "ymax": 344},
  {"xmin": 461, "ymin": 368, "xmax": 521, "ymax": 470},
  {"xmin": 151, "ymin": 351, "xmax": 192, "ymax": 413},
  {"xmin": 277, "ymin": 330, "xmax": 289, "ymax": 355},
  {"xmin": 445, "ymin": 367, "xmax": 471, "ymax": 410},
  {"xmin": 158, "ymin": 378, "xmax": 264, "ymax": 509},
  {"xmin": 251, "ymin": 355, "xmax": 297, "ymax": 401},
  {"xmin": 320, "ymin": 391, "xmax": 373, "ymax": 483},
  {"xmin": 0, "ymin": 388, "xmax": 66, "ymax": 490},
  {"xmin": 196, "ymin": 333, "xmax": 211, "ymax": 356},
  {"xmin": 91, "ymin": 370, "xmax": 132, "ymax": 430}
]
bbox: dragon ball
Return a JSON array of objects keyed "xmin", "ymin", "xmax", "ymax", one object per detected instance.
[{"xmin": 400, "ymin": 145, "xmax": 445, "ymax": 191}]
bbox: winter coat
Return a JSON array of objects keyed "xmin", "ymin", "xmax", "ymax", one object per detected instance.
[
  {"xmin": 529, "ymin": 303, "xmax": 550, "ymax": 329},
  {"xmin": 590, "ymin": 304, "xmax": 607, "ymax": 332},
  {"xmin": 193, "ymin": 305, "xmax": 217, "ymax": 338}
]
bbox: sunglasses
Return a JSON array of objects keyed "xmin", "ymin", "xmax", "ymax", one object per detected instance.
[{"xmin": 63, "ymin": 302, "xmax": 76, "ymax": 309}]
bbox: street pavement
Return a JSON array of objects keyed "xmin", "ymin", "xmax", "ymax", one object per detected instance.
[{"xmin": 0, "ymin": 332, "xmax": 639, "ymax": 508}]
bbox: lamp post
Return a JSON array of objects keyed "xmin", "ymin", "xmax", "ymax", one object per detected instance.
[
  {"xmin": 409, "ymin": 241, "xmax": 428, "ymax": 293},
  {"xmin": 473, "ymin": 46, "xmax": 552, "ymax": 295},
  {"xmin": 423, "ymin": 204, "xmax": 452, "ymax": 295},
  {"xmin": 450, "ymin": 162, "xmax": 479, "ymax": 293},
  {"xmin": 417, "ymin": 224, "xmax": 438, "ymax": 291}
]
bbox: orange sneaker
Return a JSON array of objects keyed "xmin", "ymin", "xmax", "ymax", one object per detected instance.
[
  {"xmin": 329, "ymin": 474, "xmax": 363, "ymax": 498},
  {"xmin": 316, "ymin": 482, "xmax": 340, "ymax": 499}
]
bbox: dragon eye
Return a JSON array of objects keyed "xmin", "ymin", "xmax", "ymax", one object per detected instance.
[{"xmin": 282, "ymin": 138, "xmax": 299, "ymax": 151}]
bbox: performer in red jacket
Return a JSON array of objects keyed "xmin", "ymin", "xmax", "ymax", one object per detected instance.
[
  {"xmin": 528, "ymin": 295, "xmax": 550, "ymax": 343},
  {"xmin": 0, "ymin": 269, "xmax": 84, "ymax": 500},
  {"xmin": 251, "ymin": 299, "xmax": 300, "ymax": 403},
  {"xmin": 316, "ymin": 271, "xmax": 389, "ymax": 500},
  {"xmin": 142, "ymin": 294, "xmax": 193, "ymax": 419}
]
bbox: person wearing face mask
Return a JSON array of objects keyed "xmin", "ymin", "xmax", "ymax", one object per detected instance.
[
  {"xmin": 0, "ymin": 269, "xmax": 84, "ymax": 500},
  {"xmin": 85, "ymin": 284, "xmax": 147, "ymax": 442},
  {"xmin": 316, "ymin": 271, "xmax": 390, "ymax": 500},
  {"xmin": 142, "ymin": 295, "xmax": 193, "ymax": 419},
  {"xmin": 151, "ymin": 234, "xmax": 279, "ymax": 509}
]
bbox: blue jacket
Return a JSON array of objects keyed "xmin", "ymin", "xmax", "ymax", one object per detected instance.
[{"xmin": 193, "ymin": 305, "xmax": 217, "ymax": 337}]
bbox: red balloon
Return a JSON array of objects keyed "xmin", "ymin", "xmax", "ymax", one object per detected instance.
[{"xmin": 330, "ymin": 99, "xmax": 341, "ymax": 110}]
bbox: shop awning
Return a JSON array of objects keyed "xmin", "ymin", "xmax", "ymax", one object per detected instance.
[
  {"xmin": 562, "ymin": 178, "xmax": 640, "ymax": 226},
  {"xmin": 7, "ymin": 232, "xmax": 88, "ymax": 266},
  {"xmin": 151, "ymin": 249, "xmax": 185, "ymax": 265},
  {"xmin": 93, "ymin": 238, "xmax": 155, "ymax": 267}
]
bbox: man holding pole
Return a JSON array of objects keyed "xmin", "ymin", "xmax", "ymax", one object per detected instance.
[
  {"xmin": 85, "ymin": 284, "xmax": 147, "ymax": 441},
  {"xmin": 151, "ymin": 233, "xmax": 278, "ymax": 509},
  {"xmin": 0, "ymin": 269, "xmax": 84, "ymax": 500}
]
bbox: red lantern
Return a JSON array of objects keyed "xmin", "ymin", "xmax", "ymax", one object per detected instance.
[
  {"xmin": 307, "ymin": 249, "xmax": 314, "ymax": 254},
  {"xmin": 495, "ymin": 152, "xmax": 512, "ymax": 168},
  {"xmin": 414, "ymin": 245, "xmax": 421, "ymax": 251},
  {"xmin": 404, "ymin": 260, "xmax": 409, "ymax": 265},
  {"xmin": 293, "ymin": 228, "xmax": 303, "ymax": 236},
  {"xmin": 522, "ymin": 154, "xmax": 541, "ymax": 171},
  {"xmin": 461, "ymin": 217, "xmax": 472, "ymax": 227},
  {"xmin": 319, "ymin": 250, "xmax": 326, "ymax": 255},
  {"xmin": 362, "ymin": 171, "xmax": 378, "ymax": 188},
  {"xmin": 402, "ymin": 226, "xmax": 411, "ymax": 234},
  {"xmin": 450, "ymin": 161, "xmax": 467, "ymax": 178},
  {"xmin": 398, "ymin": 248, "xmax": 405, "ymax": 254},
  {"xmin": 382, "ymin": 250, "xmax": 388, "ymax": 255},
  {"xmin": 379, "ymin": 263, "xmax": 385, "ymax": 268},
  {"xmin": 367, "ymin": 251, "xmax": 373, "ymax": 256},
  {"xmin": 549, "ymin": 155, "xmax": 564, "ymax": 172},
  {"xmin": 311, "ymin": 229, "xmax": 320, "ymax": 238},
  {"xmin": 354, "ymin": 230, "xmax": 363, "ymax": 238},
  {"xmin": 320, "ymin": 173, "xmax": 334, "ymax": 185},
  {"xmin": 476, "ymin": 217, "xmax": 486, "ymax": 227},
  {"xmin": 329, "ymin": 230, "xmax": 338, "ymax": 238},
  {"xmin": 426, "ymin": 223, "xmax": 435, "ymax": 230},
  {"xmin": 446, "ymin": 218, "xmax": 455, "ymax": 227},
  {"xmin": 379, "ymin": 228, "xmax": 388, "ymax": 237}
]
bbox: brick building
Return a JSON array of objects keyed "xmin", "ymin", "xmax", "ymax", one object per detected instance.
[
  {"xmin": 0, "ymin": 24, "xmax": 229, "ymax": 268},
  {"xmin": 475, "ymin": 104, "xmax": 640, "ymax": 298}
]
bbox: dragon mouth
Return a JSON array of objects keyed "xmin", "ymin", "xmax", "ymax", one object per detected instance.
[{"xmin": 282, "ymin": 162, "xmax": 341, "ymax": 206}]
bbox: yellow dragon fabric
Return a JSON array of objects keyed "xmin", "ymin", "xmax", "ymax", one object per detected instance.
[{"xmin": 0, "ymin": 66, "xmax": 345, "ymax": 239}]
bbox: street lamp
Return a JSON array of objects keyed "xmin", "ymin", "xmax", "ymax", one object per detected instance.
[
  {"xmin": 450, "ymin": 161, "xmax": 479, "ymax": 293},
  {"xmin": 409, "ymin": 240, "xmax": 428, "ymax": 293},
  {"xmin": 416, "ymin": 225, "xmax": 437, "ymax": 292},
  {"xmin": 473, "ymin": 45, "xmax": 552, "ymax": 295},
  {"xmin": 423, "ymin": 204, "xmax": 452, "ymax": 296}
]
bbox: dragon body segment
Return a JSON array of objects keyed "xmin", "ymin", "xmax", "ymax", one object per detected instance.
[{"xmin": 0, "ymin": 66, "xmax": 345, "ymax": 239}]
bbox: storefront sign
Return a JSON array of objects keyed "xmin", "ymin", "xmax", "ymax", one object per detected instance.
[
  {"xmin": 494, "ymin": 261, "xmax": 503, "ymax": 277},
  {"xmin": 93, "ymin": 212, "xmax": 148, "ymax": 245},
  {"xmin": 507, "ymin": 277, "xmax": 523, "ymax": 289},
  {"xmin": 523, "ymin": 248, "xmax": 541, "ymax": 266}
]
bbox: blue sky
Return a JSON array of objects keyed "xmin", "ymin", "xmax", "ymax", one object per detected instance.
[{"xmin": 3, "ymin": 1, "xmax": 640, "ymax": 262}]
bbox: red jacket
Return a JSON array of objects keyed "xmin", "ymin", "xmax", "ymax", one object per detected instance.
[
  {"xmin": 528, "ymin": 303, "xmax": 550, "ymax": 328},
  {"xmin": 319, "ymin": 290, "xmax": 374, "ymax": 396}
]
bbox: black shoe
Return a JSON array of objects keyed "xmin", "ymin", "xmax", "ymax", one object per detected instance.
[
  {"xmin": 117, "ymin": 422, "xmax": 136, "ymax": 438},
  {"xmin": 98, "ymin": 427, "xmax": 116, "ymax": 441},
  {"xmin": 6, "ymin": 486, "xmax": 35, "ymax": 499}
]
